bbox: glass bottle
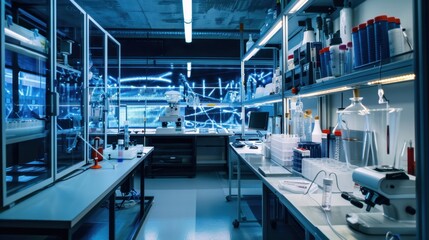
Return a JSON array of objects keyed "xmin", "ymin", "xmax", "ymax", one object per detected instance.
[
  {"xmin": 303, "ymin": 109, "xmax": 313, "ymax": 142},
  {"xmin": 332, "ymin": 108, "xmax": 345, "ymax": 162},
  {"xmin": 312, "ymin": 116, "xmax": 322, "ymax": 143},
  {"xmin": 246, "ymin": 34, "xmax": 254, "ymax": 52},
  {"xmin": 340, "ymin": 89, "xmax": 371, "ymax": 169}
]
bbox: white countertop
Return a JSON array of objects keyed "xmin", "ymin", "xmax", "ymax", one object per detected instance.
[
  {"xmin": 230, "ymin": 143, "xmax": 416, "ymax": 240},
  {"xmin": 0, "ymin": 147, "xmax": 154, "ymax": 229}
]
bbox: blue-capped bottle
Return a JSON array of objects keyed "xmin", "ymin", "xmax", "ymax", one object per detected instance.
[
  {"xmin": 352, "ymin": 26, "xmax": 361, "ymax": 68},
  {"xmin": 367, "ymin": 19, "xmax": 376, "ymax": 63},
  {"xmin": 374, "ymin": 15, "xmax": 390, "ymax": 61},
  {"xmin": 358, "ymin": 23, "xmax": 368, "ymax": 65}
]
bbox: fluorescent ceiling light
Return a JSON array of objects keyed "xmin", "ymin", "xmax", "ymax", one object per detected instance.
[
  {"xmin": 187, "ymin": 70, "xmax": 191, "ymax": 78},
  {"xmin": 182, "ymin": 0, "xmax": 192, "ymax": 43},
  {"xmin": 299, "ymin": 86, "xmax": 351, "ymax": 98},
  {"xmin": 243, "ymin": 48, "xmax": 259, "ymax": 62},
  {"xmin": 184, "ymin": 22, "xmax": 192, "ymax": 43},
  {"xmin": 288, "ymin": 0, "xmax": 309, "ymax": 14},
  {"xmin": 367, "ymin": 74, "xmax": 415, "ymax": 85},
  {"xmin": 258, "ymin": 20, "xmax": 283, "ymax": 46}
]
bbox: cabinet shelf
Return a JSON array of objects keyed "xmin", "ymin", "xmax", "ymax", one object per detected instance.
[{"xmin": 288, "ymin": 57, "xmax": 414, "ymax": 98}]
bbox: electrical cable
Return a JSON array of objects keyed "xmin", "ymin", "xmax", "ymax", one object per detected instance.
[
  {"xmin": 303, "ymin": 171, "xmax": 348, "ymax": 239},
  {"xmin": 329, "ymin": 172, "xmax": 343, "ymax": 193},
  {"xmin": 303, "ymin": 169, "xmax": 326, "ymax": 195}
]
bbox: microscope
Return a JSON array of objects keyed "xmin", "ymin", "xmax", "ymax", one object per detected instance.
[
  {"xmin": 345, "ymin": 166, "xmax": 416, "ymax": 235},
  {"xmin": 156, "ymin": 90, "xmax": 184, "ymax": 134}
]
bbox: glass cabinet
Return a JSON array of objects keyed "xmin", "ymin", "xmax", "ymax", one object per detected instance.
[
  {"xmin": 55, "ymin": 0, "xmax": 86, "ymax": 178},
  {"xmin": 1, "ymin": 0, "xmax": 121, "ymax": 208},
  {"xmin": 2, "ymin": 0, "xmax": 53, "ymax": 207}
]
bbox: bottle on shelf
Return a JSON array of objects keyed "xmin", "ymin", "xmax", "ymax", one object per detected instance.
[
  {"xmin": 374, "ymin": 15, "xmax": 390, "ymax": 61},
  {"xmin": 275, "ymin": 0, "xmax": 281, "ymax": 17},
  {"xmin": 329, "ymin": 31, "xmax": 343, "ymax": 77},
  {"xmin": 312, "ymin": 116, "xmax": 323, "ymax": 143},
  {"xmin": 246, "ymin": 34, "xmax": 254, "ymax": 52},
  {"xmin": 367, "ymin": 19, "xmax": 376, "ymax": 63},
  {"xmin": 352, "ymin": 26, "xmax": 361, "ymax": 68},
  {"xmin": 388, "ymin": 17, "xmax": 405, "ymax": 57},
  {"xmin": 339, "ymin": 1, "xmax": 352, "ymax": 44},
  {"xmin": 358, "ymin": 23, "xmax": 368, "ymax": 65},
  {"xmin": 302, "ymin": 109, "xmax": 313, "ymax": 142}
]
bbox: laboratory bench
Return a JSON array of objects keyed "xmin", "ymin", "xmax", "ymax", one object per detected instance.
[
  {"xmin": 229, "ymin": 143, "xmax": 416, "ymax": 240},
  {"xmin": 107, "ymin": 129, "xmax": 234, "ymax": 177},
  {"xmin": 0, "ymin": 146, "xmax": 154, "ymax": 240}
]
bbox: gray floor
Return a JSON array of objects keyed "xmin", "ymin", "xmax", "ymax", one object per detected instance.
[{"xmin": 135, "ymin": 171, "xmax": 262, "ymax": 240}]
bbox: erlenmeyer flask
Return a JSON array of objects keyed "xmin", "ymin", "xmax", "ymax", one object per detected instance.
[{"xmin": 340, "ymin": 90, "xmax": 371, "ymax": 169}]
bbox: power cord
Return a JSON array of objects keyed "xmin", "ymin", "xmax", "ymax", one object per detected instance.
[{"xmin": 304, "ymin": 170, "xmax": 326, "ymax": 195}]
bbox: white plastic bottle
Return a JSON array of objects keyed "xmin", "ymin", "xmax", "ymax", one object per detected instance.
[
  {"xmin": 329, "ymin": 32, "xmax": 343, "ymax": 77},
  {"xmin": 246, "ymin": 34, "xmax": 254, "ymax": 52},
  {"xmin": 312, "ymin": 116, "xmax": 322, "ymax": 143},
  {"xmin": 322, "ymin": 177, "xmax": 333, "ymax": 211}
]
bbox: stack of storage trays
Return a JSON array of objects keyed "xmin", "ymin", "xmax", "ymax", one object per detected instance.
[{"xmin": 270, "ymin": 134, "xmax": 299, "ymax": 167}]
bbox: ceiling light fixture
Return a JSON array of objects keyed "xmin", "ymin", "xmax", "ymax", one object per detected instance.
[
  {"xmin": 288, "ymin": 0, "xmax": 309, "ymax": 14},
  {"xmin": 182, "ymin": 0, "xmax": 192, "ymax": 43}
]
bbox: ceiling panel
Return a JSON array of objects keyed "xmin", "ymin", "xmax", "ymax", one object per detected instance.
[{"xmin": 74, "ymin": 0, "xmax": 275, "ymax": 34}]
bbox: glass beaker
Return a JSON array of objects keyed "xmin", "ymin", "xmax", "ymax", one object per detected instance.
[
  {"xmin": 367, "ymin": 107, "xmax": 402, "ymax": 167},
  {"xmin": 340, "ymin": 96, "xmax": 371, "ymax": 169}
]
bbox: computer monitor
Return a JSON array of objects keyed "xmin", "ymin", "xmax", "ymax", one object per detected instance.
[{"xmin": 248, "ymin": 111, "xmax": 269, "ymax": 131}]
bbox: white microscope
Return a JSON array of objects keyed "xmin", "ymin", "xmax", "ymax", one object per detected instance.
[
  {"xmin": 345, "ymin": 166, "xmax": 416, "ymax": 235},
  {"xmin": 156, "ymin": 90, "xmax": 184, "ymax": 134}
]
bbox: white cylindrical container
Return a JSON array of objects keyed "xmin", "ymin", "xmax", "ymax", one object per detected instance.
[
  {"xmin": 340, "ymin": 5, "xmax": 353, "ymax": 44},
  {"xmin": 388, "ymin": 28, "xmax": 405, "ymax": 57},
  {"xmin": 322, "ymin": 177, "xmax": 333, "ymax": 211},
  {"xmin": 312, "ymin": 116, "xmax": 322, "ymax": 143},
  {"xmin": 329, "ymin": 44, "xmax": 341, "ymax": 77}
]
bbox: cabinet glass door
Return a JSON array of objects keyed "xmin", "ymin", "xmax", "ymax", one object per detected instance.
[
  {"xmin": 2, "ymin": 0, "xmax": 53, "ymax": 207},
  {"xmin": 106, "ymin": 35, "xmax": 120, "ymax": 134},
  {"xmin": 55, "ymin": 0, "xmax": 86, "ymax": 177},
  {"xmin": 88, "ymin": 18, "xmax": 106, "ymax": 156}
]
